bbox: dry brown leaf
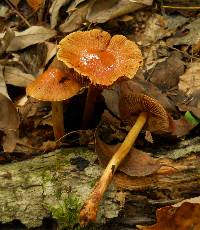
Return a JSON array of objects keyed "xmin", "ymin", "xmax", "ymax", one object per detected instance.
[
  {"xmin": 169, "ymin": 116, "xmax": 196, "ymax": 138},
  {"xmin": 136, "ymin": 14, "xmax": 188, "ymax": 46},
  {"xmin": 49, "ymin": 0, "xmax": 71, "ymax": 29},
  {"xmin": 86, "ymin": 0, "xmax": 153, "ymax": 23},
  {"xmin": 173, "ymin": 196, "xmax": 200, "ymax": 207},
  {"xmin": 0, "ymin": 29, "xmax": 15, "ymax": 56},
  {"xmin": 20, "ymin": 43, "xmax": 47, "ymax": 75},
  {"xmin": 0, "ymin": 93, "xmax": 19, "ymax": 152},
  {"xmin": 0, "ymin": 65, "xmax": 9, "ymax": 98},
  {"xmin": 0, "ymin": 4, "xmax": 10, "ymax": 19},
  {"xmin": 145, "ymin": 130, "xmax": 153, "ymax": 143},
  {"xmin": 59, "ymin": 0, "xmax": 92, "ymax": 33},
  {"xmin": 179, "ymin": 62, "xmax": 200, "ymax": 96},
  {"xmin": 2, "ymin": 130, "xmax": 18, "ymax": 153},
  {"xmin": 4, "ymin": 66, "xmax": 35, "ymax": 87},
  {"xmin": 141, "ymin": 202, "xmax": 200, "ymax": 230},
  {"xmin": 167, "ymin": 18, "xmax": 200, "ymax": 47},
  {"xmin": 40, "ymin": 140, "xmax": 57, "ymax": 152},
  {"xmin": 0, "ymin": 26, "xmax": 56, "ymax": 52},
  {"xmin": 96, "ymin": 137, "xmax": 161, "ymax": 177},
  {"xmin": 44, "ymin": 42, "xmax": 57, "ymax": 65},
  {"xmin": 102, "ymin": 84, "xmax": 120, "ymax": 117},
  {"xmin": 178, "ymin": 62, "xmax": 200, "ymax": 119},
  {"xmin": 150, "ymin": 52, "xmax": 185, "ymax": 92},
  {"xmin": 0, "ymin": 93, "xmax": 19, "ymax": 131},
  {"xmin": 143, "ymin": 42, "xmax": 168, "ymax": 71},
  {"xmin": 9, "ymin": 0, "xmax": 20, "ymax": 7}
]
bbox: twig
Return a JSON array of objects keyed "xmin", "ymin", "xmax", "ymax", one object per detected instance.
[
  {"xmin": 166, "ymin": 45, "xmax": 200, "ymax": 61},
  {"xmin": 162, "ymin": 5, "xmax": 200, "ymax": 10},
  {"xmin": 5, "ymin": 0, "xmax": 31, "ymax": 27}
]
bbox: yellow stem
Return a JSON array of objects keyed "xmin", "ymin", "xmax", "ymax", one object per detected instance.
[{"xmin": 79, "ymin": 112, "xmax": 148, "ymax": 226}]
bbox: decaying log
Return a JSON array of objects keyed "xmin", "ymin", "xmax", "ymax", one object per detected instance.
[
  {"xmin": 0, "ymin": 148, "xmax": 124, "ymax": 229},
  {"xmin": 0, "ymin": 137, "xmax": 200, "ymax": 229}
]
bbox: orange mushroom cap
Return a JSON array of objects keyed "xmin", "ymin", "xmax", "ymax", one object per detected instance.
[
  {"xmin": 120, "ymin": 93, "xmax": 170, "ymax": 133},
  {"xmin": 57, "ymin": 29, "xmax": 143, "ymax": 86},
  {"xmin": 26, "ymin": 68, "xmax": 82, "ymax": 101}
]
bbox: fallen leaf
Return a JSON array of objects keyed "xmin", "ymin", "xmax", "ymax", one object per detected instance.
[
  {"xmin": 86, "ymin": 0, "xmax": 153, "ymax": 23},
  {"xmin": 178, "ymin": 62, "xmax": 200, "ymax": 119},
  {"xmin": 141, "ymin": 202, "xmax": 200, "ymax": 230},
  {"xmin": 167, "ymin": 18, "xmax": 200, "ymax": 47},
  {"xmin": 20, "ymin": 43, "xmax": 47, "ymax": 75},
  {"xmin": 49, "ymin": 0, "xmax": 71, "ymax": 29},
  {"xmin": 44, "ymin": 42, "xmax": 57, "ymax": 65},
  {"xmin": 173, "ymin": 196, "xmax": 200, "ymax": 207},
  {"xmin": 169, "ymin": 116, "xmax": 197, "ymax": 138},
  {"xmin": 0, "ymin": 93, "xmax": 19, "ymax": 152},
  {"xmin": 150, "ymin": 52, "xmax": 185, "ymax": 92},
  {"xmin": 0, "ymin": 29, "xmax": 15, "ymax": 56},
  {"xmin": 178, "ymin": 61, "xmax": 200, "ymax": 96},
  {"xmin": 145, "ymin": 130, "xmax": 153, "ymax": 143},
  {"xmin": 102, "ymin": 84, "xmax": 120, "ymax": 117},
  {"xmin": 136, "ymin": 14, "xmax": 188, "ymax": 46},
  {"xmin": 0, "ymin": 4, "xmax": 10, "ymax": 19},
  {"xmin": 143, "ymin": 41, "xmax": 169, "ymax": 71},
  {"xmin": 4, "ymin": 66, "xmax": 35, "ymax": 87},
  {"xmin": 2, "ymin": 130, "xmax": 18, "ymax": 153},
  {"xmin": 96, "ymin": 137, "xmax": 161, "ymax": 177},
  {"xmin": 9, "ymin": 0, "xmax": 20, "ymax": 7},
  {"xmin": 40, "ymin": 140, "xmax": 57, "ymax": 152},
  {"xmin": 18, "ymin": 97, "xmax": 50, "ymax": 120},
  {"xmin": 59, "ymin": 0, "xmax": 92, "ymax": 33},
  {"xmin": 0, "ymin": 65, "xmax": 9, "ymax": 98},
  {"xmin": 0, "ymin": 93, "xmax": 19, "ymax": 131},
  {"xmin": 0, "ymin": 26, "xmax": 56, "ymax": 52}
]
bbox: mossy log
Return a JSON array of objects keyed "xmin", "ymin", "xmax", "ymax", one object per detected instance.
[
  {"xmin": 0, "ymin": 148, "xmax": 123, "ymax": 229},
  {"xmin": 0, "ymin": 139, "xmax": 200, "ymax": 229}
]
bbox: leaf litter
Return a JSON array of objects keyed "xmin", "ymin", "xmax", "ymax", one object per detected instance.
[{"xmin": 1, "ymin": 0, "xmax": 200, "ymax": 229}]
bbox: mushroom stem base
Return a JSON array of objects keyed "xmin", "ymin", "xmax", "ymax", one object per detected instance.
[
  {"xmin": 79, "ymin": 111, "xmax": 148, "ymax": 226},
  {"xmin": 52, "ymin": 101, "xmax": 65, "ymax": 140}
]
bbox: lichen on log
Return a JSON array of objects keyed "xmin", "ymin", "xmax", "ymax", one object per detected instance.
[{"xmin": 0, "ymin": 148, "xmax": 124, "ymax": 229}]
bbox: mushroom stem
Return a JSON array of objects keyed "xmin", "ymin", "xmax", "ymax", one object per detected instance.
[
  {"xmin": 81, "ymin": 84, "xmax": 101, "ymax": 129},
  {"xmin": 79, "ymin": 111, "xmax": 148, "ymax": 226},
  {"xmin": 52, "ymin": 101, "xmax": 65, "ymax": 140}
]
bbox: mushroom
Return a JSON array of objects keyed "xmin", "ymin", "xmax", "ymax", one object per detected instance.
[
  {"xmin": 26, "ymin": 66, "xmax": 82, "ymax": 140},
  {"xmin": 57, "ymin": 29, "xmax": 143, "ymax": 128},
  {"xmin": 79, "ymin": 93, "xmax": 170, "ymax": 226}
]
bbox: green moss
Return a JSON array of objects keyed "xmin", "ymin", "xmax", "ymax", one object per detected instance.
[
  {"xmin": 48, "ymin": 194, "xmax": 81, "ymax": 230},
  {"xmin": 88, "ymin": 179, "xmax": 98, "ymax": 188},
  {"xmin": 47, "ymin": 194, "xmax": 100, "ymax": 230}
]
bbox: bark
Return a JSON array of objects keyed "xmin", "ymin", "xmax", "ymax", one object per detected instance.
[
  {"xmin": 0, "ymin": 148, "xmax": 124, "ymax": 229},
  {"xmin": 0, "ymin": 137, "xmax": 200, "ymax": 229}
]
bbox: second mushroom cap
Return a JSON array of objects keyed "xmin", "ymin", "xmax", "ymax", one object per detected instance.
[{"xmin": 26, "ymin": 67, "xmax": 82, "ymax": 101}]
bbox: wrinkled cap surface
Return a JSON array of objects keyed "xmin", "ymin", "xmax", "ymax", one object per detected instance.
[
  {"xmin": 26, "ymin": 68, "xmax": 82, "ymax": 101},
  {"xmin": 119, "ymin": 93, "xmax": 170, "ymax": 133},
  {"xmin": 57, "ymin": 29, "xmax": 143, "ymax": 86}
]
